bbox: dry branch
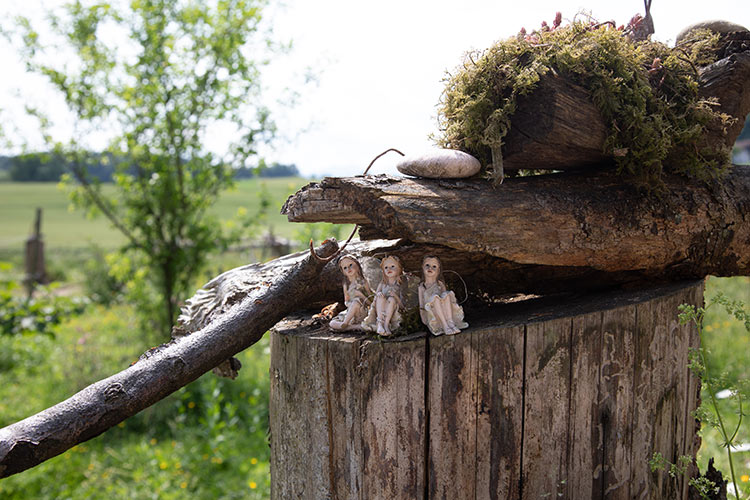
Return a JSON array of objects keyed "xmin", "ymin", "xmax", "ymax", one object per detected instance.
[{"xmin": 0, "ymin": 240, "xmax": 343, "ymax": 478}]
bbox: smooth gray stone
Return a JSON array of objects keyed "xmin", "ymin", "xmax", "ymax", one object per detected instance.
[{"xmin": 396, "ymin": 149, "xmax": 481, "ymax": 179}]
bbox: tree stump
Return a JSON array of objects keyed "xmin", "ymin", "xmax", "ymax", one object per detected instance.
[{"xmin": 269, "ymin": 280, "xmax": 703, "ymax": 499}]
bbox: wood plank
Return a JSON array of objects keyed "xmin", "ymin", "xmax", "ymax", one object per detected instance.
[
  {"xmin": 475, "ymin": 324, "xmax": 525, "ymax": 500},
  {"xmin": 649, "ymin": 292, "xmax": 682, "ymax": 499},
  {"xmin": 269, "ymin": 332, "xmax": 332, "ymax": 500},
  {"xmin": 428, "ymin": 331, "xmax": 479, "ymax": 499},
  {"xmin": 598, "ymin": 305, "xmax": 636, "ymax": 499},
  {"xmin": 326, "ymin": 334, "xmax": 366, "ymax": 500},
  {"xmin": 630, "ymin": 298, "xmax": 657, "ymax": 499},
  {"xmin": 360, "ymin": 338, "xmax": 426, "ymax": 499},
  {"xmin": 681, "ymin": 283, "xmax": 704, "ymax": 499},
  {"xmin": 268, "ymin": 281, "xmax": 705, "ymax": 500},
  {"xmin": 522, "ymin": 317, "xmax": 572, "ymax": 499},
  {"xmin": 567, "ymin": 312, "xmax": 603, "ymax": 498},
  {"xmin": 669, "ymin": 290, "xmax": 690, "ymax": 498}
]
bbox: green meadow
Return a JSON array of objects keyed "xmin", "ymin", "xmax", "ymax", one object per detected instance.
[
  {"xmin": 0, "ymin": 179, "xmax": 749, "ymax": 498},
  {"xmin": 0, "ymin": 178, "xmax": 308, "ymax": 251}
]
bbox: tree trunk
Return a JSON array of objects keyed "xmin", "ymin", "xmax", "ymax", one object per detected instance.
[
  {"xmin": 0, "ymin": 239, "xmax": 342, "ymax": 478},
  {"xmin": 269, "ymin": 280, "xmax": 703, "ymax": 499},
  {"xmin": 282, "ymin": 166, "xmax": 750, "ymax": 285}
]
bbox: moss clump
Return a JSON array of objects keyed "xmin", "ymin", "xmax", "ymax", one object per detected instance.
[{"xmin": 436, "ymin": 17, "xmax": 733, "ymax": 189}]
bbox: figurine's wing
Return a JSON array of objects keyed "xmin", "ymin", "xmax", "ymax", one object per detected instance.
[
  {"xmin": 401, "ymin": 272, "xmax": 421, "ymax": 310},
  {"xmin": 361, "ymin": 256, "xmax": 383, "ymax": 290}
]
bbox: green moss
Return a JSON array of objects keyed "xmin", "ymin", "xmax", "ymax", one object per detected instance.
[{"xmin": 436, "ymin": 20, "xmax": 733, "ymax": 189}]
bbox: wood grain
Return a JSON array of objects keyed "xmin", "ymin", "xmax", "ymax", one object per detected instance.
[{"xmin": 269, "ymin": 281, "xmax": 703, "ymax": 499}]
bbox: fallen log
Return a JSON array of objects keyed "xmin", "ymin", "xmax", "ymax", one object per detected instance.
[
  {"xmin": 282, "ymin": 166, "xmax": 750, "ymax": 284},
  {"xmin": 0, "ymin": 240, "xmax": 343, "ymax": 478}
]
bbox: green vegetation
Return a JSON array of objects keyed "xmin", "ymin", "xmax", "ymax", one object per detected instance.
[
  {"xmin": 9, "ymin": 0, "xmax": 288, "ymax": 337},
  {"xmin": 0, "ymin": 177, "xmax": 308, "ymax": 280},
  {"xmin": 0, "ymin": 176, "xmax": 336, "ymax": 498},
  {"xmin": 0, "ymin": 151, "xmax": 301, "ymax": 183},
  {"xmin": 0, "ymin": 262, "xmax": 88, "ymax": 337},
  {"xmin": 694, "ymin": 277, "xmax": 750, "ymax": 497},
  {"xmin": 437, "ymin": 15, "xmax": 732, "ymax": 188},
  {"xmin": 0, "ymin": 304, "xmax": 272, "ymax": 499}
]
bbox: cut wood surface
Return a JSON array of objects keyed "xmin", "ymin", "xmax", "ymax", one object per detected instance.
[
  {"xmin": 282, "ymin": 167, "xmax": 750, "ymax": 284},
  {"xmin": 0, "ymin": 240, "xmax": 344, "ymax": 478},
  {"xmin": 269, "ymin": 280, "xmax": 703, "ymax": 499}
]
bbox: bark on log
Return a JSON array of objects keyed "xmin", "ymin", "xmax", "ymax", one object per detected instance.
[
  {"xmin": 282, "ymin": 166, "xmax": 750, "ymax": 288},
  {"xmin": 498, "ymin": 50, "xmax": 750, "ymax": 170},
  {"xmin": 502, "ymin": 74, "xmax": 609, "ymax": 170},
  {"xmin": 0, "ymin": 240, "xmax": 343, "ymax": 478}
]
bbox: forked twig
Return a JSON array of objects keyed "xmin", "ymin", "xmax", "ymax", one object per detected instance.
[{"xmin": 362, "ymin": 147, "xmax": 405, "ymax": 175}]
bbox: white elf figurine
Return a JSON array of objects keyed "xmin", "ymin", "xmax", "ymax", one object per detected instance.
[
  {"xmin": 329, "ymin": 255, "xmax": 372, "ymax": 331},
  {"xmin": 418, "ymin": 255, "xmax": 468, "ymax": 335},
  {"xmin": 362, "ymin": 255, "xmax": 404, "ymax": 336}
]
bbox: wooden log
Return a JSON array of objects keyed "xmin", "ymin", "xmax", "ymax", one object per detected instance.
[
  {"xmin": 495, "ymin": 49, "xmax": 750, "ymax": 170},
  {"xmin": 282, "ymin": 167, "xmax": 750, "ymax": 284},
  {"xmin": 501, "ymin": 74, "xmax": 609, "ymax": 170},
  {"xmin": 698, "ymin": 51, "xmax": 750, "ymax": 146},
  {"xmin": 269, "ymin": 280, "xmax": 703, "ymax": 499}
]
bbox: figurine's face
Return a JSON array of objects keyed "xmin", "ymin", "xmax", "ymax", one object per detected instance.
[
  {"xmin": 423, "ymin": 257, "xmax": 440, "ymax": 280},
  {"xmin": 382, "ymin": 257, "xmax": 401, "ymax": 279},
  {"xmin": 340, "ymin": 258, "xmax": 358, "ymax": 279}
]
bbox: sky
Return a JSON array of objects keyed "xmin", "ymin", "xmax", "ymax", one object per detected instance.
[{"xmin": 1, "ymin": 0, "xmax": 748, "ymax": 177}]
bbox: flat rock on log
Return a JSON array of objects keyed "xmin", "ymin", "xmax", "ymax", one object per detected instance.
[{"xmin": 396, "ymin": 149, "xmax": 481, "ymax": 179}]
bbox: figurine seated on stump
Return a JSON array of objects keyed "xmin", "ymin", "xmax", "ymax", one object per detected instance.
[
  {"xmin": 418, "ymin": 255, "xmax": 467, "ymax": 336},
  {"xmin": 329, "ymin": 255, "xmax": 373, "ymax": 331},
  {"xmin": 362, "ymin": 255, "xmax": 404, "ymax": 336}
]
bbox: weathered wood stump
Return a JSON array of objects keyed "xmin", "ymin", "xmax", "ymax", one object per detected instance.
[{"xmin": 269, "ymin": 280, "xmax": 703, "ymax": 499}]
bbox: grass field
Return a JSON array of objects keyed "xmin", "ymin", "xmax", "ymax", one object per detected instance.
[
  {"xmin": 1, "ymin": 180, "xmax": 750, "ymax": 497},
  {"xmin": 0, "ymin": 178, "xmax": 309, "ymax": 251}
]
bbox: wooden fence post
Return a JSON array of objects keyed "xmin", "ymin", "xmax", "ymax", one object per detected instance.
[{"xmin": 24, "ymin": 207, "xmax": 47, "ymax": 296}]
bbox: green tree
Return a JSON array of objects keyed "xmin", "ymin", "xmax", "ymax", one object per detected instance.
[
  {"xmin": 10, "ymin": 0, "xmax": 280, "ymax": 336},
  {"xmin": 9, "ymin": 152, "xmax": 67, "ymax": 181}
]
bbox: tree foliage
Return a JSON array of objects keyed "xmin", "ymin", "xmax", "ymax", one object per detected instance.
[{"xmin": 10, "ymin": 0, "xmax": 281, "ymax": 336}]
